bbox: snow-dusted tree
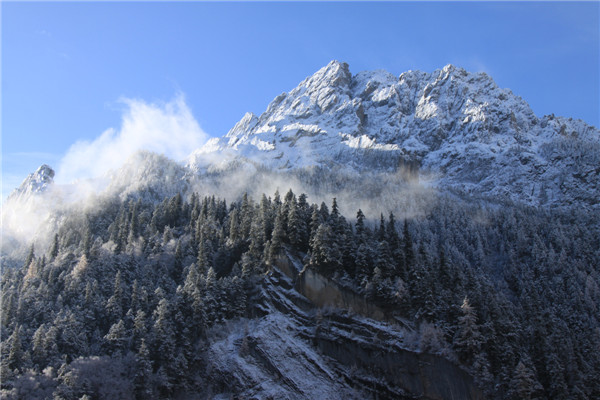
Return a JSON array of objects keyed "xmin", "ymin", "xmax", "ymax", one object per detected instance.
[
  {"xmin": 268, "ymin": 209, "xmax": 286, "ymax": 263},
  {"xmin": 49, "ymin": 234, "xmax": 59, "ymax": 261},
  {"xmin": 288, "ymin": 197, "xmax": 308, "ymax": 251},
  {"xmin": 3, "ymin": 325, "xmax": 24, "ymax": 375},
  {"xmin": 24, "ymin": 244, "xmax": 35, "ymax": 269},
  {"xmin": 106, "ymin": 270, "xmax": 125, "ymax": 323},
  {"xmin": 132, "ymin": 310, "xmax": 148, "ymax": 352},
  {"xmin": 104, "ymin": 319, "xmax": 129, "ymax": 355},
  {"xmin": 151, "ymin": 298, "xmax": 176, "ymax": 366},
  {"xmin": 454, "ymin": 297, "xmax": 484, "ymax": 365},
  {"xmin": 507, "ymin": 360, "xmax": 543, "ymax": 400},
  {"xmin": 135, "ymin": 339, "xmax": 154, "ymax": 399},
  {"xmin": 309, "ymin": 223, "xmax": 342, "ymax": 276}
]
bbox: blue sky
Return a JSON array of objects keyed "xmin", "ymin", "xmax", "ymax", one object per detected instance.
[{"xmin": 2, "ymin": 1, "xmax": 599, "ymax": 199}]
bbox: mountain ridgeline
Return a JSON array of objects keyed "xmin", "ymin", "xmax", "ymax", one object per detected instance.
[
  {"xmin": 1, "ymin": 61, "xmax": 600, "ymax": 399},
  {"xmin": 190, "ymin": 61, "xmax": 600, "ymax": 209}
]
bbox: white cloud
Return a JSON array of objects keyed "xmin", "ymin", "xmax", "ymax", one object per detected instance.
[{"xmin": 56, "ymin": 94, "xmax": 208, "ymax": 184}]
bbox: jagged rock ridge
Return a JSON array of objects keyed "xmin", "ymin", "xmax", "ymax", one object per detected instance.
[
  {"xmin": 189, "ymin": 61, "xmax": 600, "ymax": 208},
  {"xmin": 7, "ymin": 164, "xmax": 55, "ymax": 203}
]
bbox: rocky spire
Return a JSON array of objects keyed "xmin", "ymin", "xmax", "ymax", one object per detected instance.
[{"xmin": 7, "ymin": 164, "xmax": 55, "ymax": 202}]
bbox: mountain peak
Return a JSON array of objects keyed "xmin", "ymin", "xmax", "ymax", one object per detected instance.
[
  {"xmin": 189, "ymin": 61, "xmax": 600, "ymax": 208},
  {"xmin": 7, "ymin": 164, "xmax": 55, "ymax": 202},
  {"xmin": 441, "ymin": 63, "xmax": 461, "ymax": 73},
  {"xmin": 34, "ymin": 164, "xmax": 55, "ymax": 179},
  {"xmin": 226, "ymin": 112, "xmax": 259, "ymax": 138},
  {"xmin": 324, "ymin": 60, "xmax": 351, "ymax": 76},
  {"xmin": 299, "ymin": 60, "xmax": 352, "ymax": 93}
]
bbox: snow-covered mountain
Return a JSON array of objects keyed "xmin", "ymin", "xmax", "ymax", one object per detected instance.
[
  {"xmin": 6, "ymin": 164, "xmax": 55, "ymax": 203},
  {"xmin": 189, "ymin": 61, "xmax": 600, "ymax": 208},
  {"xmin": 4, "ymin": 60, "xmax": 599, "ymax": 252}
]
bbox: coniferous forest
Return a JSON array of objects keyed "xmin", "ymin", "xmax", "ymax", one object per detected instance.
[{"xmin": 1, "ymin": 188, "xmax": 600, "ymax": 399}]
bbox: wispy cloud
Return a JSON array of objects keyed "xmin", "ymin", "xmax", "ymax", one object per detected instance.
[{"xmin": 56, "ymin": 94, "xmax": 209, "ymax": 184}]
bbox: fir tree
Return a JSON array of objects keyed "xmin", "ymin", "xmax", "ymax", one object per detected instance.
[
  {"xmin": 454, "ymin": 297, "xmax": 484, "ymax": 366},
  {"xmin": 508, "ymin": 360, "xmax": 543, "ymax": 400},
  {"xmin": 49, "ymin": 234, "xmax": 59, "ymax": 261},
  {"xmin": 135, "ymin": 339, "xmax": 154, "ymax": 400},
  {"xmin": 106, "ymin": 271, "xmax": 125, "ymax": 323},
  {"xmin": 104, "ymin": 319, "xmax": 128, "ymax": 355},
  {"xmin": 24, "ymin": 244, "xmax": 35, "ymax": 269},
  {"xmin": 268, "ymin": 209, "xmax": 286, "ymax": 263}
]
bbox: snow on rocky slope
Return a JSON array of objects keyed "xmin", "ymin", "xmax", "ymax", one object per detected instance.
[
  {"xmin": 4, "ymin": 61, "xmax": 598, "ymax": 252},
  {"xmin": 189, "ymin": 61, "xmax": 600, "ymax": 208},
  {"xmin": 6, "ymin": 164, "xmax": 55, "ymax": 203},
  {"xmin": 202, "ymin": 254, "xmax": 483, "ymax": 399}
]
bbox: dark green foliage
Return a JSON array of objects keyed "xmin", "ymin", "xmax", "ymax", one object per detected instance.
[{"xmin": 1, "ymin": 190, "xmax": 599, "ymax": 399}]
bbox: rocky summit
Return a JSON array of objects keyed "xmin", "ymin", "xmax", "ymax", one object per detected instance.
[
  {"xmin": 7, "ymin": 164, "xmax": 55, "ymax": 203},
  {"xmin": 189, "ymin": 61, "xmax": 600, "ymax": 209}
]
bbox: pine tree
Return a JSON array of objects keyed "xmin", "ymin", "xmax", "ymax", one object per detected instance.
[
  {"xmin": 49, "ymin": 234, "xmax": 59, "ymax": 260},
  {"xmin": 32, "ymin": 323, "xmax": 48, "ymax": 368},
  {"xmin": 273, "ymin": 189, "xmax": 282, "ymax": 209},
  {"xmin": 240, "ymin": 193, "xmax": 253, "ymax": 239},
  {"xmin": 228, "ymin": 207, "xmax": 241, "ymax": 244},
  {"xmin": 354, "ymin": 243, "xmax": 372, "ymax": 280},
  {"xmin": 189, "ymin": 192, "xmax": 200, "ymax": 227},
  {"xmin": 454, "ymin": 297, "xmax": 484, "ymax": 365},
  {"xmin": 55, "ymin": 310, "xmax": 88, "ymax": 362},
  {"xmin": 106, "ymin": 271, "xmax": 124, "ymax": 322},
  {"xmin": 128, "ymin": 199, "xmax": 141, "ymax": 244},
  {"xmin": 508, "ymin": 360, "xmax": 543, "ymax": 400},
  {"xmin": 355, "ymin": 209, "xmax": 366, "ymax": 242},
  {"xmin": 309, "ymin": 206, "xmax": 321, "ymax": 245},
  {"xmin": 248, "ymin": 215, "xmax": 266, "ymax": 261},
  {"xmin": 281, "ymin": 189, "xmax": 295, "ymax": 232},
  {"xmin": 6, "ymin": 325, "xmax": 24, "ymax": 372},
  {"xmin": 375, "ymin": 240, "xmax": 394, "ymax": 279},
  {"xmin": 173, "ymin": 240, "xmax": 184, "ymax": 283},
  {"xmin": 288, "ymin": 196, "xmax": 308, "ymax": 251},
  {"xmin": 309, "ymin": 224, "xmax": 342, "ymax": 276},
  {"xmin": 330, "ymin": 198, "xmax": 340, "ymax": 226},
  {"xmin": 403, "ymin": 220, "xmax": 414, "ymax": 268},
  {"xmin": 72, "ymin": 254, "xmax": 89, "ymax": 281},
  {"xmin": 377, "ymin": 213, "xmax": 386, "ymax": 242},
  {"xmin": 152, "ymin": 298, "xmax": 176, "ymax": 366},
  {"xmin": 296, "ymin": 193, "xmax": 311, "ymax": 249},
  {"xmin": 130, "ymin": 279, "xmax": 142, "ymax": 313},
  {"xmin": 196, "ymin": 234, "xmax": 212, "ymax": 276},
  {"xmin": 259, "ymin": 194, "xmax": 274, "ymax": 242},
  {"xmin": 104, "ymin": 319, "xmax": 128, "ymax": 355},
  {"xmin": 319, "ymin": 202, "xmax": 329, "ymax": 223},
  {"xmin": 135, "ymin": 339, "xmax": 154, "ymax": 400},
  {"xmin": 202, "ymin": 267, "xmax": 220, "ymax": 324},
  {"xmin": 387, "ymin": 212, "xmax": 402, "ymax": 277},
  {"xmin": 132, "ymin": 310, "xmax": 148, "ymax": 351},
  {"xmin": 82, "ymin": 225, "xmax": 92, "ymax": 258},
  {"xmin": 24, "ymin": 244, "xmax": 35, "ymax": 268},
  {"xmin": 268, "ymin": 209, "xmax": 286, "ymax": 263}
]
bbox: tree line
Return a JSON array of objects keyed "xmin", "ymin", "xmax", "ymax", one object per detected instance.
[{"xmin": 1, "ymin": 189, "xmax": 599, "ymax": 399}]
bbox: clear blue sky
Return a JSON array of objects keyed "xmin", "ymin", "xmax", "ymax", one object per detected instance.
[{"xmin": 2, "ymin": 1, "xmax": 599, "ymax": 199}]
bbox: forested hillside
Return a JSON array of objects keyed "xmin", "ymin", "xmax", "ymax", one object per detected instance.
[{"xmin": 2, "ymin": 189, "xmax": 599, "ymax": 399}]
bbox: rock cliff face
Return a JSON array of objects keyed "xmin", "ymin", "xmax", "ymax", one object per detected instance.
[
  {"xmin": 189, "ymin": 61, "xmax": 600, "ymax": 209},
  {"xmin": 224, "ymin": 253, "xmax": 485, "ymax": 400}
]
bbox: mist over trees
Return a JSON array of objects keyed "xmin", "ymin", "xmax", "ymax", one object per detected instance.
[{"xmin": 1, "ymin": 188, "xmax": 599, "ymax": 399}]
